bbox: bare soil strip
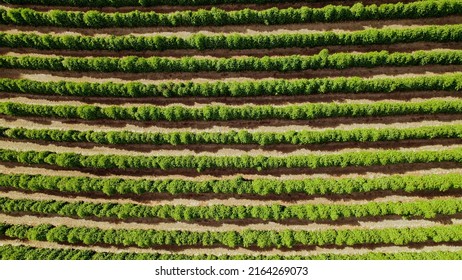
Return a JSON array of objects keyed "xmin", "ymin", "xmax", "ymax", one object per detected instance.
[
  {"xmin": 2, "ymin": 0, "xmax": 414, "ymax": 13},
  {"xmin": 2, "ymin": 17, "xmax": 459, "ymax": 37},
  {"xmin": 3, "ymin": 239, "xmax": 462, "ymax": 257},
  {"xmin": 1, "ymin": 162, "xmax": 461, "ymax": 182},
  {"xmin": 4, "ymin": 47, "xmax": 457, "ymax": 59},
  {"xmin": 4, "ymin": 186, "xmax": 462, "ymax": 207},
  {"xmin": 2, "ymin": 90, "xmax": 461, "ymax": 106},
  {"xmin": 2, "ymin": 116, "xmax": 462, "ymax": 134},
  {"xmin": 3, "ymin": 65, "xmax": 461, "ymax": 83},
  {"xmin": 1, "ymin": 212, "xmax": 461, "ymax": 233},
  {"xmin": 0, "ymin": 92, "xmax": 457, "ymax": 108},
  {"xmin": 4, "ymin": 136, "xmax": 462, "ymax": 154},
  {"xmin": 2, "ymin": 42, "xmax": 460, "ymax": 58},
  {"xmin": 2, "ymin": 112, "xmax": 462, "ymax": 130},
  {"xmin": 2, "ymin": 159, "xmax": 462, "ymax": 177},
  {"xmin": 3, "ymin": 159, "xmax": 460, "ymax": 177},
  {"xmin": 2, "ymin": 138, "xmax": 462, "ymax": 157}
]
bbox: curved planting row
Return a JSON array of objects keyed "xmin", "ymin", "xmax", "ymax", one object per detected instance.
[
  {"xmin": 1, "ymin": 124, "xmax": 462, "ymax": 146},
  {"xmin": 1, "ymin": 222, "xmax": 462, "ymax": 248},
  {"xmin": 1, "ymin": 196, "xmax": 462, "ymax": 221},
  {"xmin": 1, "ymin": 73, "xmax": 460, "ymax": 98},
  {"xmin": 1, "ymin": 173, "xmax": 461, "ymax": 196},
  {"xmin": 0, "ymin": 0, "xmax": 419, "ymax": 8},
  {"xmin": 1, "ymin": 99, "xmax": 462, "ymax": 121},
  {"xmin": 1, "ymin": 24, "xmax": 461, "ymax": 51},
  {"xmin": 1, "ymin": 1, "xmax": 460, "ymax": 27},
  {"xmin": 3, "ymin": 49, "xmax": 462, "ymax": 73},
  {"xmin": 1, "ymin": 147, "xmax": 462, "ymax": 171},
  {"xmin": 1, "ymin": 244, "xmax": 461, "ymax": 260}
]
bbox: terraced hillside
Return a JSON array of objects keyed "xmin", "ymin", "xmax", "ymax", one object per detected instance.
[{"xmin": 0, "ymin": 0, "xmax": 462, "ymax": 260}]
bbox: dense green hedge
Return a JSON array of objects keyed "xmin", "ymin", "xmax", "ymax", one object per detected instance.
[
  {"xmin": 1, "ymin": 73, "xmax": 461, "ymax": 98},
  {"xmin": 1, "ymin": 196, "xmax": 461, "ymax": 221},
  {"xmin": 1, "ymin": 24, "xmax": 460, "ymax": 51},
  {"xmin": 1, "ymin": 0, "xmax": 310, "ymax": 7},
  {"xmin": 1, "ymin": 173, "xmax": 461, "ymax": 196},
  {"xmin": 1, "ymin": 99, "xmax": 462, "ymax": 121},
  {"xmin": 2, "ymin": 245, "xmax": 461, "ymax": 260},
  {"xmin": 1, "ymin": 1, "xmax": 460, "ymax": 27},
  {"xmin": 2, "ymin": 124, "xmax": 462, "ymax": 146},
  {"xmin": 2, "ymin": 222, "xmax": 462, "ymax": 248},
  {"xmin": 3, "ymin": 50, "xmax": 462, "ymax": 73},
  {"xmin": 1, "ymin": 147, "xmax": 462, "ymax": 171}
]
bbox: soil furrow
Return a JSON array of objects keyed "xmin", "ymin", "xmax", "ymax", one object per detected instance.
[
  {"xmin": 0, "ymin": 94, "xmax": 458, "ymax": 109},
  {"xmin": 3, "ymin": 136, "xmax": 462, "ymax": 154},
  {"xmin": 1, "ymin": 162, "xmax": 461, "ymax": 182},
  {"xmin": 4, "ymin": 239, "xmax": 462, "ymax": 257},
  {"xmin": 3, "ymin": 185, "xmax": 462, "ymax": 206},
  {"xmin": 1, "ymin": 16, "xmax": 460, "ymax": 37},
  {"xmin": 2, "ymin": 112, "xmax": 462, "ymax": 130},
  {"xmin": 0, "ymin": 212, "xmax": 461, "ymax": 232},
  {"xmin": 2, "ymin": 90, "xmax": 462, "ymax": 106},
  {"xmin": 0, "ymin": 42, "xmax": 462, "ymax": 57},
  {"xmin": 2, "ymin": 138, "xmax": 462, "ymax": 157},
  {"xmin": 2, "ymin": 65, "xmax": 461, "ymax": 82},
  {"xmin": 2, "ymin": 159, "xmax": 462, "ymax": 177},
  {"xmin": 2, "ymin": 116, "xmax": 462, "ymax": 134},
  {"xmin": 2, "ymin": 42, "xmax": 460, "ymax": 58}
]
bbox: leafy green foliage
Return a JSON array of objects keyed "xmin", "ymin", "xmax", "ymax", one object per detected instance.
[
  {"xmin": 2, "ymin": 50, "xmax": 462, "ymax": 73},
  {"xmin": 2, "ymin": 244, "xmax": 462, "ymax": 260},
  {"xmin": 1, "ymin": 0, "xmax": 314, "ymax": 8},
  {"xmin": 1, "ymin": 146, "xmax": 462, "ymax": 171},
  {"xmin": 1, "ymin": 98, "xmax": 462, "ymax": 121},
  {"xmin": 1, "ymin": 24, "xmax": 460, "ymax": 51},
  {"xmin": 1, "ymin": 1, "xmax": 461, "ymax": 27},
  {"xmin": 2, "ymin": 222, "xmax": 462, "ymax": 248},
  {"xmin": 1, "ymin": 73, "xmax": 460, "ymax": 98},
  {"xmin": 1, "ymin": 196, "xmax": 461, "ymax": 221},
  {"xmin": 0, "ymin": 172, "xmax": 460, "ymax": 196},
  {"xmin": 1, "ymin": 124, "xmax": 462, "ymax": 146}
]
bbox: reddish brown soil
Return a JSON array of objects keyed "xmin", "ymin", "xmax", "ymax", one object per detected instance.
[
  {"xmin": 2, "ymin": 113, "xmax": 462, "ymax": 130},
  {"xmin": 2, "ymin": 16, "xmax": 460, "ymax": 36},
  {"xmin": 1, "ymin": 91, "xmax": 460, "ymax": 106},
  {"xmin": 4, "ymin": 181, "xmax": 462, "ymax": 204},
  {"xmin": 2, "ymin": 160, "xmax": 462, "ymax": 177},
  {"xmin": 0, "ymin": 42, "xmax": 462, "ymax": 57},
  {"xmin": 3, "ymin": 65, "xmax": 460, "ymax": 82},
  {"xmin": 3, "ymin": 135, "xmax": 462, "ymax": 154},
  {"xmin": 1, "ymin": 42, "xmax": 460, "ymax": 58}
]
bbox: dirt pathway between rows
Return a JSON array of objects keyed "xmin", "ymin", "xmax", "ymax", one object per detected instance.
[
  {"xmin": 0, "ymin": 212, "xmax": 460, "ymax": 232},
  {"xmin": 3, "ymin": 188, "xmax": 461, "ymax": 207},
  {"xmin": 2, "ymin": 116, "xmax": 462, "ymax": 134},
  {"xmin": 1, "ymin": 162, "xmax": 461, "ymax": 182},
  {"xmin": 2, "ymin": 16, "xmax": 461, "ymax": 37},
  {"xmin": 2, "ymin": 138, "xmax": 462, "ymax": 158},
  {"xmin": 3, "ymin": 65, "xmax": 460, "ymax": 83},
  {"xmin": 3, "ymin": 42, "xmax": 461, "ymax": 58},
  {"xmin": 3, "ymin": 239, "xmax": 462, "ymax": 257}
]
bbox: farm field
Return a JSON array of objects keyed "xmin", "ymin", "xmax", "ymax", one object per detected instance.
[{"xmin": 0, "ymin": 0, "xmax": 462, "ymax": 260}]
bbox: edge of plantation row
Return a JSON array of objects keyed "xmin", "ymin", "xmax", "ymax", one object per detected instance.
[
  {"xmin": 1, "ymin": 1, "xmax": 460, "ymax": 28},
  {"xmin": 1, "ymin": 222, "xmax": 462, "ymax": 248},
  {"xmin": 1, "ymin": 196, "xmax": 462, "ymax": 221},
  {"xmin": 3, "ymin": 49, "xmax": 462, "ymax": 73},
  {"xmin": 1, "ymin": 99, "xmax": 462, "ymax": 121},
  {"xmin": 1, "ymin": 24, "xmax": 461, "ymax": 51},
  {"xmin": 1, "ymin": 73, "xmax": 461, "ymax": 98},
  {"xmin": 1, "ymin": 124, "xmax": 462, "ymax": 146},
  {"xmin": 1, "ymin": 147, "xmax": 462, "ymax": 170}
]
